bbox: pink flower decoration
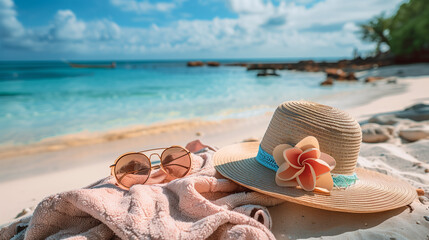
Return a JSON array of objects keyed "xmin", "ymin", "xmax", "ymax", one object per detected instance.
[{"xmin": 273, "ymin": 136, "xmax": 336, "ymax": 192}]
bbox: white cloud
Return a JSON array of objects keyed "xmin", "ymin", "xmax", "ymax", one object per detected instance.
[
  {"xmin": 0, "ymin": 3, "xmax": 122, "ymax": 56},
  {"xmin": 228, "ymin": 0, "xmax": 274, "ymax": 14},
  {"xmin": 293, "ymin": 0, "xmax": 403, "ymax": 27},
  {"xmin": 110, "ymin": 0, "xmax": 176, "ymax": 14},
  {"xmin": 0, "ymin": 0, "xmax": 25, "ymax": 39},
  {"xmin": 1, "ymin": 0, "xmax": 405, "ymax": 59},
  {"xmin": 50, "ymin": 10, "xmax": 86, "ymax": 40},
  {"xmin": 227, "ymin": 0, "xmax": 404, "ymax": 29},
  {"xmin": 342, "ymin": 22, "xmax": 359, "ymax": 32}
]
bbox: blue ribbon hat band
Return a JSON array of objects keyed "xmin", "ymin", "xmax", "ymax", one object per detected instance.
[{"xmin": 255, "ymin": 146, "xmax": 358, "ymax": 188}]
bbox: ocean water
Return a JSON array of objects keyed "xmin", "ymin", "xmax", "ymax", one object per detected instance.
[{"xmin": 0, "ymin": 60, "xmax": 368, "ymax": 147}]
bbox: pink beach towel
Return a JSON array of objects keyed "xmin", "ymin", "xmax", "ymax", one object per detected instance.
[{"xmin": 1, "ymin": 140, "xmax": 283, "ymax": 240}]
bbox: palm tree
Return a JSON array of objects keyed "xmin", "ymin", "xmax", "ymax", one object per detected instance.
[{"xmin": 359, "ymin": 13, "xmax": 391, "ymax": 54}]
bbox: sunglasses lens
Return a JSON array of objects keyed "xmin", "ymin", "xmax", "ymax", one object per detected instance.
[
  {"xmin": 114, "ymin": 153, "xmax": 150, "ymax": 189},
  {"xmin": 161, "ymin": 147, "xmax": 191, "ymax": 178}
]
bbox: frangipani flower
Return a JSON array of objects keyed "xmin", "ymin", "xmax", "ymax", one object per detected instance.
[{"xmin": 273, "ymin": 136, "xmax": 336, "ymax": 192}]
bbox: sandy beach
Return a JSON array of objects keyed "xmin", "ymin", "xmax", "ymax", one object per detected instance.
[
  {"xmin": 1, "ymin": 64, "xmax": 429, "ymax": 238},
  {"xmin": 3, "ymin": 0, "xmax": 429, "ymax": 238}
]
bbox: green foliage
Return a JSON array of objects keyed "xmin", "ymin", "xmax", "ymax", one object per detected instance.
[
  {"xmin": 359, "ymin": 13, "xmax": 391, "ymax": 54},
  {"xmin": 359, "ymin": 0, "xmax": 429, "ymax": 56},
  {"xmin": 389, "ymin": 0, "xmax": 429, "ymax": 55}
]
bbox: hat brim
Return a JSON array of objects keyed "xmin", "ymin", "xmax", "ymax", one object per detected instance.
[{"xmin": 214, "ymin": 142, "xmax": 416, "ymax": 213}]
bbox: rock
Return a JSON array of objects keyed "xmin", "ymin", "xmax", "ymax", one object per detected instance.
[
  {"xmin": 425, "ymin": 169, "xmax": 429, "ymax": 173},
  {"xmin": 365, "ymin": 76, "xmax": 384, "ymax": 83},
  {"xmin": 346, "ymin": 72, "xmax": 357, "ymax": 80},
  {"xmin": 320, "ymin": 78, "xmax": 334, "ymax": 86},
  {"xmin": 424, "ymin": 216, "xmax": 429, "ymax": 222},
  {"xmin": 326, "ymin": 68, "xmax": 344, "ymax": 78},
  {"xmin": 187, "ymin": 61, "xmax": 204, "ymax": 67},
  {"xmin": 195, "ymin": 132, "xmax": 202, "ymax": 136},
  {"xmin": 361, "ymin": 123, "xmax": 393, "ymax": 143},
  {"xmin": 396, "ymin": 103, "xmax": 429, "ymax": 121},
  {"xmin": 295, "ymin": 60, "xmax": 317, "ymax": 71},
  {"xmin": 325, "ymin": 68, "xmax": 357, "ymax": 81},
  {"xmin": 304, "ymin": 65, "xmax": 320, "ymax": 72},
  {"xmin": 416, "ymin": 188, "xmax": 425, "ymax": 196},
  {"xmin": 224, "ymin": 63, "xmax": 247, "ymax": 67},
  {"xmin": 368, "ymin": 114, "xmax": 400, "ymax": 125},
  {"xmin": 206, "ymin": 61, "xmax": 220, "ymax": 67},
  {"xmin": 399, "ymin": 125, "xmax": 429, "ymax": 142}
]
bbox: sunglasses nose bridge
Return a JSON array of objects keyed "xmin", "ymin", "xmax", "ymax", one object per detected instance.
[{"xmin": 148, "ymin": 153, "xmax": 162, "ymax": 161}]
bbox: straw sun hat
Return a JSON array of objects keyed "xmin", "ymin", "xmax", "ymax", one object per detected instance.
[{"xmin": 214, "ymin": 101, "xmax": 416, "ymax": 213}]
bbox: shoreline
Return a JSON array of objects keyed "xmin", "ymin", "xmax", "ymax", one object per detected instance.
[
  {"xmin": 0, "ymin": 68, "xmax": 428, "ymax": 226},
  {"xmin": 2, "ymin": 63, "xmax": 428, "ymax": 160},
  {"xmin": 0, "ymin": 118, "xmax": 248, "ymax": 160},
  {"xmin": 0, "ymin": 71, "xmax": 409, "ymax": 160}
]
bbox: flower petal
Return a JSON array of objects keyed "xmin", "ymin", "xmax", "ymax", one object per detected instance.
[
  {"xmin": 296, "ymin": 164, "xmax": 317, "ymax": 191},
  {"xmin": 302, "ymin": 158, "xmax": 331, "ymax": 177},
  {"xmin": 295, "ymin": 136, "xmax": 319, "ymax": 151},
  {"xmin": 273, "ymin": 144, "xmax": 293, "ymax": 167},
  {"xmin": 320, "ymin": 152, "xmax": 336, "ymax": 170},
  {"xmin": 276, "ymin": 162, "xmax": 304, "ymax": 181},
  {"xmin": 283, "ymin": 147, "xmax": 303, "ymax": 169},
  {"xmin": 315, "ymin": 172, "xmax": 334, "ymax": 191},
  {"xmin": 297, "ymin": 148, "xmax": 321, "ymax": 165}
]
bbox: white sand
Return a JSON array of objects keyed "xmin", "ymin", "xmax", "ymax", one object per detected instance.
[
  {"xmin": 0, "ymin": 114, "xmax": 273, "ymax": 225},
  {"xmin": 1, "ymin": 65, "xmax": 429, "ymax": 238}
]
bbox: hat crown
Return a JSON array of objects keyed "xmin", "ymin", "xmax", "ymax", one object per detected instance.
[{"xmin": 260, "ymin": 101, "xmax": 362, "ymax": 175}]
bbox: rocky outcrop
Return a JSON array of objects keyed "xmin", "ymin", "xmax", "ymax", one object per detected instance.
[
  {"xmin": 224, "ymin": 63, "xmax": 248, "ymax": 67},
  {"xmin": 325, "ymin": 68, "xmax": 357, "ymax": 81},
  {"xmin": 319, "ymin": 68, "xmax": 356, "ymax": 86},
  {"xmin": 206, "ymin": 62, "xmax": 220, "ymax": 67},
  {"xmin": 320, "ymin": 78, "xmax": 333, "ymax": 86},
  {"xmin": 244, "ymin": 52, "xmax": 394, "ymax": 73},
  {"xmin": 187, "ymin": 61, "xmax": 204, "ymax": 67}
]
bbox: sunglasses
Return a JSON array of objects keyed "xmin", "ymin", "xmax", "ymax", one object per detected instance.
[{"xmin": 110, "ymin": 146, "xmax": 192, "ymax": 190}]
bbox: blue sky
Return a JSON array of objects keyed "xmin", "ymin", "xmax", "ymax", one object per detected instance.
[{"xmin": 0, "ymin": 0, "xmax": 404, "ymax": 60}]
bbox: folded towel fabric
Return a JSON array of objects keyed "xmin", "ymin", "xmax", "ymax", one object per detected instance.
[{"xmin": 0, "ymin": 141, "xmax": 283, "ymax": 240}]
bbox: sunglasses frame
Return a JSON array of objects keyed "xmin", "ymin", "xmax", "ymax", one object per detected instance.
[{"xmin": 110, "ymin": 145, "xmax": 192, "ymax": 190}]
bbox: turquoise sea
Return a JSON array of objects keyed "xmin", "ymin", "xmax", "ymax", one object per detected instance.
[{"xmin": 0, "ymin": 60, "xmax": 370, "ymax": 147}]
